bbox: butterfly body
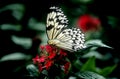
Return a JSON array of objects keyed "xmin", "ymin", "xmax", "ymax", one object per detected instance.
[
  {"xmin": 48, "ymin": 39, "xmax": 61, "ymax": 46},
  {"xmin": 46, "ymin": 6, "xmax": 86, "ymax": 52}
]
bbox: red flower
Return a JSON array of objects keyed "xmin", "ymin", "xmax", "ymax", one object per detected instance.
[
  {"xmin": 39, "ymin": 56, "xmax": 45, "ymax": 62},
  {"xmin": 33, "ymin": 45, "xmax": 68, "ymax": 72},
  {"xmin": 59, "ymin": 49, "xmax": 67, "ymax": 57},
  {"xmin": 45, "ymin": 60, "xmax": 53, "ymax": 70},
  {"xmin": 32, "ymin": 55, "xmax": 45, "ymax": 64},
  {"xmin": 45, "ymin": 45, "xmax": 55, "ymax": 53},
  {"xmin": 77, "ymin": 14, "xmax": 101, "ymax": 32},
  {"xmin": 48, "ymin": 52, "xmax": 56, "ymax": 59},
  {"xmin": 57, "ymin": 49, "xmax": 67, "ymax": 60},
  {"xmin": 40, "ymin": 45, "xmax": 45, "ymax": 50},
  {"xmin": 32, "ymin": 55, "xmax": 39, "ymax": 64}
]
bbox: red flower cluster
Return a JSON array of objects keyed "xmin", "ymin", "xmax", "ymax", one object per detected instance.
[
  {"xmin": 77, "ymin": 14, "xmax": 101, "ymax": 32},
  {"xmin": 32, "ymin": 45, "xmax": 70, "ymax": 74}
]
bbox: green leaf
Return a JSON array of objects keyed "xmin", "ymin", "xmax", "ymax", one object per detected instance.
[
  {"xmin": 81, "ymin": 56, "xmax": 96, "ymax": 72},
  {"xmin": 68, "ymin": 76, "xmax": 77, "ymax": 79},
  {"xmin": 12, "ymin": 10, "xmax": 24, "ymax": 20},
  {"xmin": 6, "ymin": 4, "xmax": 25, "ymax": 20},
  {"xmin": 0, "ymin": 24, "xmax": 21, "ymax": 31},
  {"xmin": 0, "ymin": 52, "xmax": 31, "ymax": 62},
  {"xmin": 70, "ymin": 0, "xmax": 93, "ymax": 4},
  {"xmin": 107, "ymin": 16, "xmax": 118, "ymax": 28},
  {"xmin": 28, "ymin": 18, "xmax": 46, "ymax": 31},
  {"xmin": 11, "ymin": 35, "xmax": 32, "ymax": 49},
  {"xmin": 39, "ymin": 33, "xmax": 48, "ymax": 45},
  {"xmin": 73, "ymin": 59, "xmax": 83, "ymax": 70},
  {"xmin": 85, "ymin": 39, "xmax": 112, "ymax": 49},
  {"xmin": 26, "ymin": 64, "xmax": 39, "ymax": 77},
  {"xmin": 82, "ymin": 51, "xmax": 104, "ymax": 59},
  {"xmin": 0, "ymin": 4, "xmax": 25, "ymax": 20},
  {"xmin": 76, "ymin": 71, "xmax": 106, "ymax": 79},
  {"xmin": 99, "ymin": 65, "xmax": 117, "ymax": 77}
]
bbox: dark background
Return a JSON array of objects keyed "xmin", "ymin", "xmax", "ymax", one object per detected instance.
[{"xmin": 0, "ymin": 0, "xmax": 120, "ymax": 79}]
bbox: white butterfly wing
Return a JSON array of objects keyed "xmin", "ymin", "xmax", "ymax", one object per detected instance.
[{"xmin": 46, "ymin": 6, "xmax": 68, "ymax": 40}]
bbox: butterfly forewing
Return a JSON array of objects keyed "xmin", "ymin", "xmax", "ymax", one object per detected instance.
[
  {"xmin": 46, "ymin": 6, "xmax": 68, "ymax": 40},
  {"xmin": 46, "ymin": 6, "xmax": 85, "ymax": 52}
]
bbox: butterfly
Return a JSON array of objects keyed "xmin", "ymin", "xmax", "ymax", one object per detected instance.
[{"xmin": 46, "ymin": 6, "xmax": 86, "ymax": 52}]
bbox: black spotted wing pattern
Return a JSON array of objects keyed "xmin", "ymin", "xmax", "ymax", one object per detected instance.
[{"xmin": 56, "ymin": 28, "xmax": 85, "ymax": 51}]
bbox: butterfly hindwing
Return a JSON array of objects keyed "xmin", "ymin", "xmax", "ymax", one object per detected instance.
[
  {"xmin": 46, "ymin": 6, "xmax": 68, "ymax": 40},
  {"xmin": 56, "ymin": 28, "xmax": 85, "ymax": 51}
]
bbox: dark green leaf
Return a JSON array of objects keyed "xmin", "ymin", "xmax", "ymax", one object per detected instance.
[
  {"xmin": 73, "ymin": 59, "xmax": 83, "ymax": 70},
  {"xmin": 81, "ymin": 56, "xmax": 96, "ymax": 72},
  {"xmin": 99, "ymin": 65, "xmax": 117, "ymax": 77},
  {"xmin": 108, "ymin": 16, "xmax": 118, "ymax": 28}
]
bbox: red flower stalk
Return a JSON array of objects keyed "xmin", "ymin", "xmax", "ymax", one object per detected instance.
[
  {"xmin": 38, "ymin": 64, "xmax": 43, "ymax": 71},
  {"xmin": 77, "ymin": 14, "xmax": 101, "ymax": 32},
  {"xmin": 64, "ymin": 62, "xmax": 71, "ymax": 74}
]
